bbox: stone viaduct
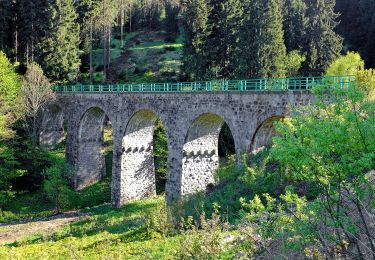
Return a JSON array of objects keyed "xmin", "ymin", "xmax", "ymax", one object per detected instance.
[{"xmin": 39, "ymin": 91, "xmax": 313, "ymax": 207}]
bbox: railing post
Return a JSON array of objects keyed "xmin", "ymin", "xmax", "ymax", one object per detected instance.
[{"xmin": 306, "ymin": 78, "xmax": 309, "ymax": 90}]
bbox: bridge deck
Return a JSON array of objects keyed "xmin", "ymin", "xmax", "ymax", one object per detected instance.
[{"xmin": 53, "ymin": 76, "xmax": 354, "ymax": 93}]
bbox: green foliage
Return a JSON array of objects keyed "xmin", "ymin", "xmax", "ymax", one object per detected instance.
[
  {"xmin": 43, "ymin": 158, "xmax": 73, "ymax": 214},
  {"xmin": 238, "ymin": 0, "xmax": 287, "ymax": 78},
  {"xmin": 0, "ymin": 51, "xmax": 22, "ymax": 139},
  {"xmin": 177, "ymin": 206, "xmax": 229, "ymax": 259},
  {"xmin": 269, "ymin": 83, "xmax": 375, "ymax": 257},
  {"xmin": 204, "ymin": 0, "xmax": 243, "ymax": 79},
  {"xmin": 181, "ymin": 0, "xmax": 210, "ymax": 80},
  {"xmin": 302, "ymin": 0, "xmax": 343, "ymax": 74},
  {"xmin": 283, "ymin": 0, "xmax": 307, "ymax": 52},
  {"xmin": 356, "ymin": 69, "xmax": 375, "ymax": 101},
  {"xmin": 326, "ymin": 51, "xmax": 364, "ymax": 76},
  {"xmin": 153, "ymin": 120, "xmax": 168, "ymax": 193},
  {"xmin": 0, "ymin": 143, "xmax": 25, "ymax": 209},
  {"xmin": 165, "ymin": 1, "xmax": 180, "ymax": 36},
  {"xmin": 0, "ymin": 52, "xmax": 24, "ymax": 208},
  {"xmin": 284, "ymin": 51, "xmax": 306, "ymax": 77},
  {"xmin": 38, "ymin": 0, "xmax": 81, "ymax": 83}
]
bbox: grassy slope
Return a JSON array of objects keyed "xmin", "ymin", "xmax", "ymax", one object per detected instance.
[
  {"xmin": 0, "ymin": 197, "xmax": 183, "ymax": 259},
  {"xmin": 86, "ymin": 30, "xmax": 183, "ymax": 84}
]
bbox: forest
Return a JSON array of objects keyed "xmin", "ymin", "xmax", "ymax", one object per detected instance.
[{"xmin": 0, "ymin": 0, "xmax": 375, "ymax": 258}]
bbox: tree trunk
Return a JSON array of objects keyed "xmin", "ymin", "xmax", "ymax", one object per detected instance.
[
  {"xmin": 90, "ymin": 18, "xmax": 93, "ymax": 83},
  {"xmin": 120, "ymin": 0, "xmax": 124, "ymax": 48},
  {"xmin": 129, "ymin": 4, "xmax": 132, "ymax": 33}
]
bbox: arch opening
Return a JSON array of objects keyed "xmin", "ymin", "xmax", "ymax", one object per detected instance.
[
  {"xmin": 250, "ymin": 116, "xmax": 284, "ymax": 154},
  {"xmin": 76, "ymin": 107, "xmax": 113, "ymax": 190},
  {"xmin": 39, "ymin": 104, "xmax": 66, "ymax": 148},
  {"xmin": 182, "ymin": 113, "xmax": 235, "ymax": 196},
  {"xmin": 120, "ymin": 109, "xmax": 168, "ymax": 202}
]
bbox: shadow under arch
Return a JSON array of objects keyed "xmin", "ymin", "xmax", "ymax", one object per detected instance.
[
  {"xmin": 250, "ymin": 116, "xmax": 285, "ymax": 154},
  {"xmin": 75, "ymin": 107, "xmax": 112, "ymax": 190},
  {"xmin": 182, "ymin": 112, "xmax": 235, "ymax": 196},
  {"xmin": 120, "ymin": 109, "xmax": 168, "ymax": 202},
  {"xmin": 39, "ymin": 104, "xmax": 65, "ymax": 148}
]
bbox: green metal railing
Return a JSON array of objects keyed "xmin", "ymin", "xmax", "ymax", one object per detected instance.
[{"xmin": 52, "ymin": 76, "xmax": 354, "ymax": 93}]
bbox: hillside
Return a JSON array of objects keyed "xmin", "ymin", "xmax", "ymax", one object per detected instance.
[{"xmin": 88, "ymin": 31, "xmax": 183, "ymax": 84}]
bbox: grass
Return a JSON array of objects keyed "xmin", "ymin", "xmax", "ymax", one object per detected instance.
[
  {"xmin": 92, "ymin": 32, "xmax": 140, "ymax": 70},
  {"xmin": 121, "ymin": 32, "xmax": 183, "ymax": 83},
  {"xmin": 0, "ymin": 197, "xmax": 184, "ymax": 259}
]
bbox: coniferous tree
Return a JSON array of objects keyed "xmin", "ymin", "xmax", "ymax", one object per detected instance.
[
  {"xmin": 0, "ymin": 1, "xmax": 12, "ymax": 51},
  {"xmin": 302, "ymin": 0, "xmax": 342, "ymax": 74},
  {"xmin": 38, "ymin": 0, "xmax": 81, "ymax": 83},
  {"xmin": 181, "ymin": 0, "xmax": 210, "ymax": 80},
  {"xmin": 283, "ymin": 0, "xmax": 307, "ymax": 52},
  {"xmin": 165, "ymin": 0, "xmax": 180, "ymax": 37},
  {"xmin": 17, "ymin": 0, "xmax": 51, "ymax": 65},
  {"xmin": 75, "ymin": 0, "xmax": 101, "ymax": 80},
  {"xmin": 204, "ymin": 0, "xmax": 243, "ymax": 79},
  {"xmin": 238, "ymin": 0, "xmax": 286, "ymax": 78}
]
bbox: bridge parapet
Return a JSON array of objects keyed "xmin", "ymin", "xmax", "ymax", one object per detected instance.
[{"xmin": 52, "ymin": 76, "xmax": 354, "ymax": 93}]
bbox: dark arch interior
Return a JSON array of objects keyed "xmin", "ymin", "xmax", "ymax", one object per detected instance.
[{"xmin": 218, "ymin": 122, "xmax": 236, "ymax": 159}]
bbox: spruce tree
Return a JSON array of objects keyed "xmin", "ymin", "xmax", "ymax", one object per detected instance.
[
  {"xmin": 17, "ymin": 0, "xmax": 51, "ymax": 65},
  {"xmin": 165, "ymin": 0, "xmax": 180, "ymax": 37},
  {"xmin": 238, "ymin": 0, "xmax": 287, "ymax": 78},
  {"xmin": 181, "ymin": 0, "xmax": 210, "ymax": 80},
  {"xmin": 204, "ymin": 0, "xmax": 243, "ymax": 79},
  {"xmin": 302, "ymin": 0, "xmax": 342, "ymax": 74},
  {"xmin": 0, "ymin": 1, "xmax": 12, "ymax": 51},
  {"xmin": 283, "ymin": 0, "xmax": 307, "ymax": 52},
  {"xmin": 38, "ymin": 0, "xmax": 81, "ymax": 83}
]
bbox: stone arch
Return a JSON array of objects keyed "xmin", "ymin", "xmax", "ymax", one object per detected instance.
[
  {"xmin": 250, "ymin": 116, "xmax": 284, "ymax": 154},
  {"xmin": 75, "ymin": 107, "xmax": 112, "ymax": 190},
  {"xmin": 181, "ymin": 112, "xmax": 235, "ymax": 195},
  {"xmin": 39, "ymin": 104, "xmax": 65, "ymax": 148},
  {"xmin": 120, "ymin": 109, "xmax": 167, "ymax": 202}
]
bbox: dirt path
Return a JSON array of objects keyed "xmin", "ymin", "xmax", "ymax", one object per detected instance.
[{"xmin": 0, "ymin": 211, "xmax": 90, "ymax": 244}]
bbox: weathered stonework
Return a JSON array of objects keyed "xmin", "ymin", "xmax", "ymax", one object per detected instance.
[{"xmin": 39, "ymin": 91, "xmax": 313, "ymax": 207}]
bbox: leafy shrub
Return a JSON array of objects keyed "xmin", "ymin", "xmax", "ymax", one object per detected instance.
[
  {"xmin": 267, "ymin": 83, "xmax": 375, "ymax": 257},
  {"xmin": 284, "ymin": 51, "xmax": 305, "ymax": 77},
  {"xmin": 144, "ymin": 202, "xmax": 174, "ymax": 239},
  {"xmin": 356, "ymin": 69, "xmax": 375, "ymax": 101},
  {"xmin": 0, "ymin": 143, "xmax": 25, "ymax": 209},
  {"xmin": 177, "ymin": 204, "xmax": 230, "ymax": 259},
  {"xmin": 326, "ymin": 51, "xmax": 364, "ymax": 76},
  {"xmin": 43, "ymin": 161, "xmax": 73, "ymax": 214}
]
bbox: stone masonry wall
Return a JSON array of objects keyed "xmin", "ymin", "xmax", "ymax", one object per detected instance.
[{"xmin": 40, "ymin": 91, "xmax": 313, "ymax": 207}]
